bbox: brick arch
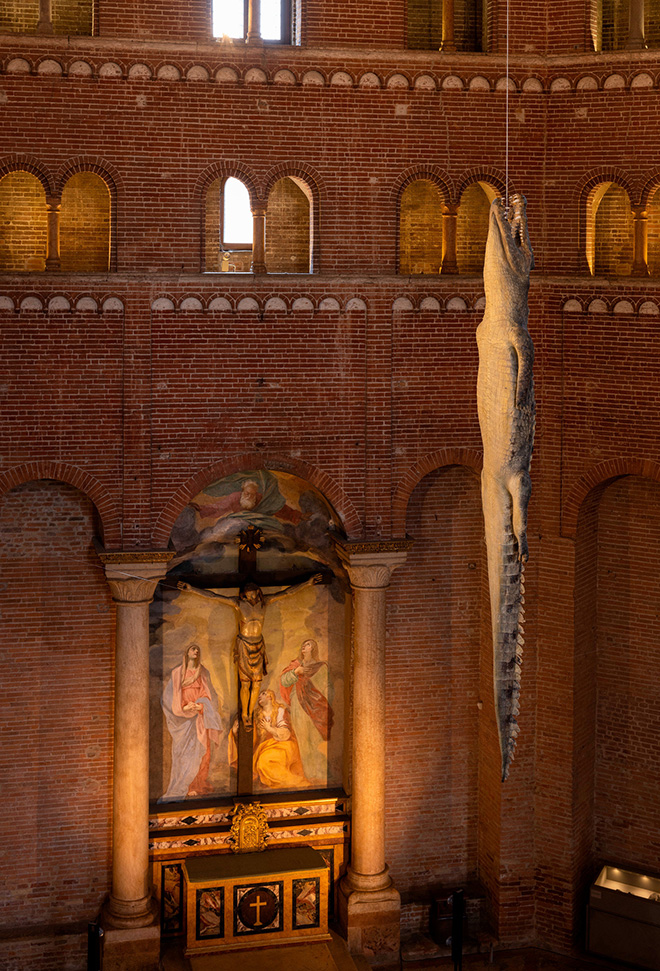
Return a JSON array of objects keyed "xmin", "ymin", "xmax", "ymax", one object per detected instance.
[
  {"xmin": 55, "ymin": 157, "xmax": 120, "ymax": 271},
  {"xmin": 54, "ymin": 156, "xmax": 122, "ymax": 197},
  {"xmin": 392, "ymin": 448, "xmax": 483, "ymax": 535},
  {"xmin": 456, "ymin": 167, "xmax": 508, "ymax": 201},
  {"xmin": 391, "ymin": 165, "xmax": 454, "ymax": 205},
  {"xmin": 153, "ymin": 452, "xmax": 362, "ymax": 547},
  {"xmin": 262, "ymin": 161, "xmax": 325, "ymax": 201},
  {"xmin": 576, "ymin": 167, "xmax": 635, "ymax": 206},
  {"xmin": 0, "ymin": 154, "xmax": 54, "ymax": 195},
  {"xmin": 263, "ymin": 162, "xmax": 323, "ymax": 273},
  {"xmin": 0, "ymin": 461, "xmax": 121, "ymax": 546},
  {"xmin": 640, "ymin": 170, "xmax": 660, "ymax": 208},
  {"xmin": 194, "ymin": 161, "xmax": 262, "ymax": 209},
  {"xmin": 577, "ymin": 168, "xmax": 635, "ymax": 274},
  {"xmin": 562, "ymin": 458, "xmax": 660, "ymax": 538}
]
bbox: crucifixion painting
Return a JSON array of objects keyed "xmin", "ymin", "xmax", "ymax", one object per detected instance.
[{"xmin": 177, "ymin": 571, "xmax": 323, "ymax": 730}]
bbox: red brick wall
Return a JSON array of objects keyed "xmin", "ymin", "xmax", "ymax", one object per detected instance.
[
  {"xmin": 0, "ymin": 172, "xmax": 47, "ymax": 272},
  {"xmin": 387, "ymin": 465, "xmax": 482, "ymax": 923},
  {"xmin": 0, "ymin": 481, "xmax": 114, "ymax": 961},
  {"xmin": 398, "ymin": 180, "xmax": 444, "ymax": 275},
  {"xmin": 3, "ymin": 3, "xmax": 660, "ymax": 965},
  {"xmin": 594, "ymin": 476, "xmax": 660, "ymax": 870},
  {"xmin": 265, "ymin": 176, "xmax": 311, "ymax": 273},
  {"xmin": 60, "ymin": 172, "xmax": 110, "ymax": 273}
]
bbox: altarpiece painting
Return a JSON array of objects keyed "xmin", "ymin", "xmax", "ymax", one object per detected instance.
[{"xmin": 149, "ymin": 470, "xmax": 347, "ymax": 804}]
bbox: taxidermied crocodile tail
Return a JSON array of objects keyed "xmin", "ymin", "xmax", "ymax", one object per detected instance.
[{"xmin": 482, "ymin": 482, "xmax": 525, "ymax": 782}]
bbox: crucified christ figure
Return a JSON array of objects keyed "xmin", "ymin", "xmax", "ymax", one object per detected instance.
[{"xmin": 177, "ymin": 574, "xmax": 323, "ymax": 730}]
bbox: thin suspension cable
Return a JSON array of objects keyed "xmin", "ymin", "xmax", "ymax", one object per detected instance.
[{"xmin": 505, "ymin": 0, "xmax": 509, "ymax": 210}]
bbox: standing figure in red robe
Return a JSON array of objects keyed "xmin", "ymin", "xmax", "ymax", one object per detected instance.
[{"xmin": 280, "ymin": 639, "xmax": 334, "ymax": 783}]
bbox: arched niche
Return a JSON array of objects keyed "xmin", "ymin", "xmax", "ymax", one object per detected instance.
[
  {"xmin": 646, "ymin": 184, "xmax": 660, "ymax": 276},
  {"xmin": 0, "ymin": 479, "xmax": 113, "ymax": 945},
  {"xmin": 574, "ymin": 475, "xmax": 660, "ymax": 902},
  {"xmin": 60, "ymin": 171, "xmax": 111, "ymax": 272},
  {"xmin": 0, "ymin": 0, "xmax": 92, "ymax": 35},
  {"xmin": 150, "ymin": 469, "xmax": 349, "ymax": 804},
  {"xmin": 0, "ymin": 171, "xmax": 47, "ymax": 272},
  {"xmin": 266, "ymin": 176, "xmax": 313, "ymax": 273},
  {"xmin": 457, "ymin": 180, "xmax": 499, "ymax": 275},
  {"xmin": 398, "ymin": 179, "xmax": 445, "ymax": 275},
  {"xmin": 386, "ymin": 464, "xmax": 486, "ymax": 892},
  {"xmin": 586, "ymin": 182, "xmax": 633, "ymax": 276},
  {"xmin": 407, "ymin": 0, "xmax": 486, "ymax": 51}
]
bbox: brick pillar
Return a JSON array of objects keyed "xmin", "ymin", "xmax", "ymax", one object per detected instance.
[
  {"xmin": 441, "ymin": 0, "xmax": 456, "ymax": 51},
  {"xmin": 441, "ymin": 202, "xmax": 459, "ymax": 275},
  {"xmin": 336, "ymin": 540, "xmax": 411, "ymax": 964},
  {"xmin": 45, "ymin": 196, "xmax": 61, "ymax": 270},
  {"xmin": 632, "ymin": 204, "xmax": 650, "ymax": 277},
  {"xmin": 246, "ymin": 0, "xmax": 262, "ymax": 44},
  {"xmin": 627, "ymin": 0, "xmax": 646, "ymax": 49},
  {"xmin": 37, "ymin": 0, "xmax": 53, "ymax": 34},
  {"xmin": 251, "ymin": 206, "xmax": 267, "ymax": 273},
  {"xmin": 99, "ymin": 551, "xmax": 173, "ymax": 971}
]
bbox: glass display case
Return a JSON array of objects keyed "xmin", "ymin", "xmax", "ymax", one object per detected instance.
[{"xmin": 588, "ymin": 865, "xmax": 660, "ymax": 970}]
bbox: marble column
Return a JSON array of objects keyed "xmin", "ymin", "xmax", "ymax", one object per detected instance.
[
  {"xmin": 251, "ymin": 206, "xmax": 267, "ymax": 273},
  {"xmin": 335, "ymin": 540, "xmax": 411, "ymax": 963},
  {"xmin": 246, "ymin": 0, "xmax": 262, "ymax": 44},
  {"xmin": 37, "ymin": 0, "xmax": 53, "ymax": 34},
  {"xmin": 631, "ymin": 204, "xmax": 650, "ymax": 277},
  {"xmin": 45, "ymin": 196, "xmax": 61, "ymax": 270},
  {"xmin": 441, "ymin": 0, "xmax": 456, "ymax": 51},
  {"xmin": 627, "ymin": 0, "xmax": 646, "ymax": 50},
  {"xmin": 98, "ymin": 551, "xmax": 173, "ymax": 971},
  {"xmin": 441, "ymin": 202, "xmax": 459, "ymax": 275}
]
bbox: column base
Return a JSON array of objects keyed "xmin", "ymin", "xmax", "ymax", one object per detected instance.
[
  {"xmin": 102, "ymin": 893, "xmax": 158, "ymax": 929},
  {"xmin": 338, "ymin": 875, "xmax": 401, "ymax": 966},
  {"xmin": 100, "ymin": 922, "xmax": 161, "ymax": 971}
]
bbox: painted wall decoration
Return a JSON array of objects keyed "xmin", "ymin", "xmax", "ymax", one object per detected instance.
[{"xmin": 150, "ymin": 470, "xmax": 347, "ymax": 803}]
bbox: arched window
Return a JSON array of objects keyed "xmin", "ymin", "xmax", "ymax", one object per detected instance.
[
  {"xmin": 398, "ymin": 180, "xmax": 445, "ymax": 275},
  {"xmin": 212, "ymin": 0, "xmax": 293, "ymax": 43},
  {"xmin": 0, "ymin": 0, "xmax": 93, "ymax": 35},
  {"xmin": 408, "ymin": 0, "xmax": 485, "ymax": 52},
  {"xmin": 266, "ymin": 177, "xmax": 312, "ymax": 273},
  {"xmin": 457, "ymin": 181, "xmax": 498, "ymax": 275},
  {"xmin": 586, "ymin": 182, "xmax": 633, "ymax": 276},
  {"xmin": 60, "ymin": 172, "xmax": 111, "ymax": 273},
  {"xmin": 0, "ymin": 171, "xmax": 47, "ymax": 272},
  {"xmin": 205, "ymin": 176, "xmax": 253, "ymax": 272}
]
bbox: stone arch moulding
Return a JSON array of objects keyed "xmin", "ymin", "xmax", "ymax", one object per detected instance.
[
  {"xmin": 0, "ymin": 154, "xmax": 54, "ymax": 195},
  {"xmin": 55, "ymin": 157, "xmax": 121, "ymax": 271},
  {"xmin": 152, "ymin": 452, "xmax": 363, "ymax": 548},
  {"xmin": 391, "ymin": 447, "xmax": 483, "ymax": 535},
  {"xmin": 562, "ymin": 458, "xmax": 660, "ymax": 539},
  {"xmin": 0, "ymin": 461, "xmax": 121, "ymax": 547},
  {"xmin": 263, "ymin": 161, "xmax": 324, "ymax": 274}
]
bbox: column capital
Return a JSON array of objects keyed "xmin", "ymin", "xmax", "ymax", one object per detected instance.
[
  {"xmin": 632, "ymin": 203, "xmax": 648, "ymax": 219},
  {"xmin": 333, "ymin": 538, "xmax": 413, "ymax": 588},
  {"xmin": 96, "ymin": 548, "xmax": 174, "ymax": 603}
]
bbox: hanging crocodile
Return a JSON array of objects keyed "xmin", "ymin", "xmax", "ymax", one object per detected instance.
[{"xmin": 476, "ymin": 193, "xmax": 535, "ymax": 781}]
